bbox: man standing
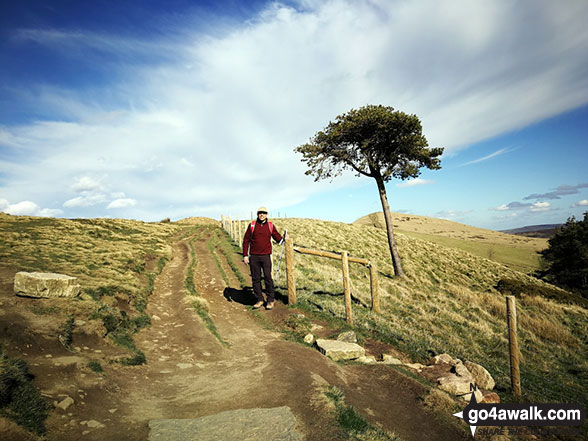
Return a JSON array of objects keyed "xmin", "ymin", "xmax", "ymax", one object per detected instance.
[{"xmin": 243, "ymin": 207, "xmax": 286, "ymax": 310}]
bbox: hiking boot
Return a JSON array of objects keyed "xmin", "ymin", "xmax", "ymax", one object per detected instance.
[
  {"xmin": 253, "ymin": 301, "xmax": 264, "ymax": 309},
  {"xmin": 266, "ymin": 301, "xmax": 274, "ymax": 310}
]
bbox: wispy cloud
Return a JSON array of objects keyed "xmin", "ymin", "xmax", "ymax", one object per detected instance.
[
  {"xmin": 460, "ymin": 147, "xmax": 511, "ymax": 166},
  {"xmin": 574, "ymin": 200, "xmax": 588, "ymax": 207},
  {"xmin": 2, "ymin": 0, "xmax": 588, "ymax": 220},
  {"xmin": 494, "ymin": 201, "xmax": 551, "ymax": 212}
]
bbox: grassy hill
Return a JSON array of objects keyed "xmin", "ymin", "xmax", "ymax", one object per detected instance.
[
  {"xmin": 1, "ymin": 212, "xmax": 586, "ymax": 424},
  {"xmin": 354, "ymin": 212, "xmax": 548, "ymax": 274},
  {"xmin": 261, "ymin": 216, "xmax": 586, "ymax": 405}
]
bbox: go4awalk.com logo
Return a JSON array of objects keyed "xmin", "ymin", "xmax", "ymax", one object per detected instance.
[{"xmin": 453, "ymin": 386, "xmax": 586, "ymax": 437}]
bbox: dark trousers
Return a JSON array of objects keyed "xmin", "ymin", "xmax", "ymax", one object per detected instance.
[{"xmin": 250, "ymin": 254, "xmax": 274, "ymax": 302}]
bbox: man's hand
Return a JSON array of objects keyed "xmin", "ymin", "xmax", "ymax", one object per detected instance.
[{"xmin": 244, "ymin": 256, "xmax": 250, "ymax": 265}]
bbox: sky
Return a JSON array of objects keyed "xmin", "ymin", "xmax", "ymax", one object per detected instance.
[{"xmin": 1, "ymin": 0, "xmax": 587, "ymax": 231}]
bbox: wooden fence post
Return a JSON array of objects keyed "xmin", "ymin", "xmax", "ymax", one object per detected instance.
[
  {"xmin": 369, "ymin": 262, "xmax": 380, "ymax": 313},
  {"xmin": 285, "ymin": 237, "xmax": 296, "ymax": 305},
  {"xmin": 341, "ymin": 251, "xmax": 353, "ymax": 325},
  {"xmin": 506, "ymin": 296, "xmax": 521, "ymax": 397}
]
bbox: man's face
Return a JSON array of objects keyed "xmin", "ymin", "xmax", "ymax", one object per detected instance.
[{"xmin": 257, "ymin": 211, "xmax": 267, "ymax": 221}]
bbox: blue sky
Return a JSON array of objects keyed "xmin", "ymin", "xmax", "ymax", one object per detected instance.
[{"xmin": 1, "ymin": 0, "xmax": 587, "ymax": 230}]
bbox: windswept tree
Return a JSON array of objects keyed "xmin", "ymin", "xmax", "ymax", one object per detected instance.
[{"xmin": 295, "ymin": 105, "xmax": 443, "ymax": 277}]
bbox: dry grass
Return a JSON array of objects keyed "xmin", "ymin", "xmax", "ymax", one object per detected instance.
[
  {"xmin": 262, "ymin": 216, "xmax": 587, "ymax": 404},
  {"xmin": 354, "ymin": 212, "xmax": 547, "ymax": 273}
]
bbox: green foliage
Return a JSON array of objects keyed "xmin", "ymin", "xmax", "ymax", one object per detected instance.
[
  {"xmin": 0, "ymin": 348, "xmax": 52, "ymax": 435},
  {"xmin": 540, "ymin": 212, "xmax": 588, "ymax": 295},
  {"xmin": 88, "ymin": 360, "xmax": 103, "ymax": 373},
  {"xmin": 295, "ymin": 104, "xmax": 443, "ymax": 182}
]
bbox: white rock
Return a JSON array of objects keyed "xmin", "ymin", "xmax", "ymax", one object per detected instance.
[
  {"xmin": 357, "ymin": 355, "xmax": 377, "ymax": 364},
  {"xmin": 14, "ymin": 272, "xmax": 80, "ymax": 298},
  {"xmin": 381, "ymin": 354, "xmax": 402, "ymax": 365},
  {"xmin": 303, "ymin": 334, "xmax": 315, "ymax": 344},
  {"xmin": 428, "ymin": 353, "xmax": 455, "ymax": 365},
  {"xmin": 86, "ymin": 420, "xmax": 105, "ymax": 429},
  {"xmin": 438, "ymin": 377, "xmax": 475, "ymax": 395},
  {"xmin": 176, "ymin": 363, "xmax": 193, "ymax": 369},
  {"xmin": 56, "ymin": 397, "xmax": 74, "ymax": 410},
  {"xmin": 315, "ymin": 339, "xmax": 365, "ymax": 361},
  {"xmin": 404, "ymin": 363, "xmax": 425, "ymax": 371}
]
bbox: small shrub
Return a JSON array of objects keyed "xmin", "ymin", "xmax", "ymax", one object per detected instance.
[{"xmin": 88, "ymin": 361, "xmax": 103, "ymax": 373}]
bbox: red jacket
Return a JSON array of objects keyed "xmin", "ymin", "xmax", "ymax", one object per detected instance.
[{"xmin": 243, "ymin": 220, "xmax": 283, "ymax": 256}]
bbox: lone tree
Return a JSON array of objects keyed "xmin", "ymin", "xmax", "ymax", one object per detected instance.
[
  {"xmin": 295, "ymin": 105, "xmax": 443, "ymax": 277},
  {"xmin": 540, "ymin": 212, "xmax": 588, "ymax": 295}
]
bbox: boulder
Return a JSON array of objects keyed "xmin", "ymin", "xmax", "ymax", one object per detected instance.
[
  {"xmin": 428, "ymin": 353, "xmax": 455, "ymax": 365},
  {"xmin": 303, "ymin": 334, "xmax": 315, "ymax": 344},
  {"xmin": 381, "ymin": 354, "xmax": 402, "ymax": 365},
  {"xmin": 404, "ymin": 362, "xmax": 426, "ymax": 371},
  {"xmin": 357, "ymin": 355, "xmax": 377, "ymax": 364},
  {"xmin": 315, "ymin": 339, "xmax": 365, "ymax": 361},
  {"xmin": 451, "ymin": 360, "xmax": 473, "ymax": 379},
  {"xmin": 438, "ymin": 376, "xmax": 474, "ymax": 395},
  {"xmin": 14, "ymin": 272, "xmax": 80, "ymax": 298},
  {"xmin": 464, "ymin": 361, "xmax": 495, "ymax": 390},
  {"xmin": 336, "ymin": 331, "xmax": 357, "ymax": 343}
]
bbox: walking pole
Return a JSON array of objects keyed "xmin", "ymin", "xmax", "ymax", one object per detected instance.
[{"xmin": 274, "ymin": 229, "xmax": 288, "ymax": 280}]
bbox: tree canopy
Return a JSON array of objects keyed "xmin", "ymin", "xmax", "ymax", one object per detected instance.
[
  {"xmin": 295, "ymin": 105, "xmax": 443, "ymax": 276},
  {"xmin": 540, "ymin": 212, "xmax": 588, "ymax": 295}
]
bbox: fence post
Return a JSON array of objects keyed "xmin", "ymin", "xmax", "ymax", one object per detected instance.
[
  {"xmin": 341, "ymin": 251, "xmax": 353, "ymax": 325},
  {"xmin": 285, "ymin": 237, "xmax": 296, "ymax": 304},
  {"xmin": 369, "ymin": 262, "xmax": 380, "ymax": 313},
  {"xmin": 506, "ymin": 296, "xmax": 521, "ymax": 397}
]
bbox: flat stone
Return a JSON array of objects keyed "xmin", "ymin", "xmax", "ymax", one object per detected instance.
[
  {"xmin": 149, "ymin": 407, "xmax": 302, "ymax": 441},
  {"xmin": 460, "ymin": 388, "xmax": 484, "ymax": 403},
  {"xmin": 404, "ymin": 363, "xmax": 425, "ymax": 371},
  {"xmin": 86, "ymin": 420, "xmax": 105, "ymax": 429},
  {"xmin": 14, "ymin": 272, "xmax": 80, "ymax": 298},
  {"xmin": 315, "ymin": 339, "xmax": 365, "ymax": 361},
  {"xmin": 56, "ymin": 397, "xmax": 74, "ymax": 411},
  {"xmin": 303, "ymin": 333, "xmax": 315, "ymax": 344}
]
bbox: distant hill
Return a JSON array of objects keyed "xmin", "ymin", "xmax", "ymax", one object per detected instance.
[
  {"xmin": 500, "ymin": 224, "xmax": 562, "ymax": 238},
  {"xmin": 353, "ymin": 211, "xmax": 548, "ymax": 273}
]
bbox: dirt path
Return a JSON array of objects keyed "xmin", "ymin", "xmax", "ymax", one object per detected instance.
[{"xmin": 2, "ymin": 232, "xmax": 469, "ymax": 440}]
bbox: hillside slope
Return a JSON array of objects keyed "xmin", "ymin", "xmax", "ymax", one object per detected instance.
[
  {"xmin": 354, "ymin": 212, "xmax": 547, "ymax": 273},
  {"xmin": 260, "ymin": 217, "xmax": 587, "ymax": 406}
]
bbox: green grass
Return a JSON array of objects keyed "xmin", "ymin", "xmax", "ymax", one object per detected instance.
[
  {"xmin": 324, "ymin": 385, "xmax": 401, "ymax": 441},
  {"xmin": 88, "ymin": 360, "xmax": 103, "ymax": 373}
]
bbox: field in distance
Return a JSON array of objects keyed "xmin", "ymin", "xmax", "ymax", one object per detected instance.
[{"xmin": 353, "ymin": 212, "xmax": 547, "ymax": 274}]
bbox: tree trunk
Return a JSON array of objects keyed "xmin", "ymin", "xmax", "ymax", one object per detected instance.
[{"xmin": 374, "ymin": 174, "xmax": 405, "ymax": 277}]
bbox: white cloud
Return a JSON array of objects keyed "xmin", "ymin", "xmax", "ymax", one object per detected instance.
[
  {"xmin": 574, "ymin": 200, "xmax": 588, "ymax": 207},
  {"xmin": 460, "ymin": 148, "xmax": 511, "ymax": 166},
  {"xmin": 63, "ymin": 194, "xmax": 107, "ymax": 208},
  {"xmin": 2, "ymin": 0, "xmax": 588, "ymax": 220},
  {"xmin": 107, "ymin": 198, "xmax": 137, "ymax": 209},
  {"xmin": 71, "ymin": 176, "xmax": 102, "ymax": 193},
  {"xmin": 1, "ymin": 200, "xmax": 63, "ymax": 217},
  {"xmin": 530, "ymin": 201, "xmax": 551, "ymax": 212},
  {"xmin": 396, "ymin": 178, "xmax": 434, "ymax": 188}
]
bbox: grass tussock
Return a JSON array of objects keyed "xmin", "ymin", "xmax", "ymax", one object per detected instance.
[
  {"xmin": 0, "ymin": 347, "xmax": 52, "ymax": 435},
  {"xmin": 264, "ymin": 217, "xmax": 587, "ymax": 404}
]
